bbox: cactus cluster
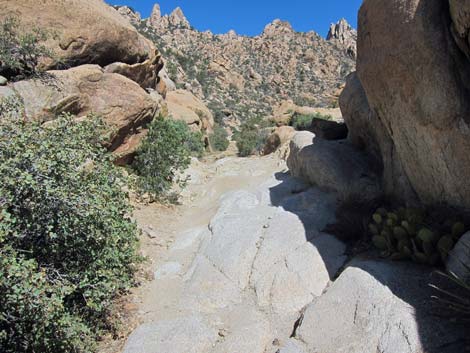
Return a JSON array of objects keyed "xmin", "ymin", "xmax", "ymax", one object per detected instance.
[{"xmin": 369, "ymin": 207, "xmax": 466, "ymax": 266}]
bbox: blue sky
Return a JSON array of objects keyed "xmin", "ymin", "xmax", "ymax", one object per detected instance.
[{"xmin": 107, "ymin": 0, "xmax": 362, "ymax": 37}]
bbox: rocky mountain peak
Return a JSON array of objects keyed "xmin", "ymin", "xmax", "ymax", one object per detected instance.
[
  {"xmin": 169, "ymin": 7, "xmax": 190, "ymax": 28},
  {"xmin": 149, "ymin": 3, "xmax": 161, "ymax": 27},
  {"xmin": 327, "ymin": 18, "xmax": 357, "ymax": 58},
  {"xmin": 262, "ymin": 19, "xmax": 294, "ymax": 37}
]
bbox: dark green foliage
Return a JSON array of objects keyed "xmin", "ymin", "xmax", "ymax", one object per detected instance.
[
  {"xmin": 233, "ymin": 117, "xmax": 270, "ymax": 157},
  {"xmin": 0, "ymin": 248, "xmax": 93, "ymax": 352},
  {"xmin": 209, "ymin": 124, "xmax": 230, "ymax": 152},
  {"xmin": 0, "ymin": 99, "xmax": 140, "ymax": 352},
  {"xmin": 369, "ymin": 206, "xmax": 467, "ymax": 266},
  {"xmin": 0, "ymin": 16, "xmax": 54, "ymax": 79},
  {"xmin": 291, "ymin": 112, "xmax": 333, "ymax": 131},
  {"xmin": 166, "ymin": 61, "xmax": 178, "ymax": 82},
  {"xmin": 133, "ymin": 116, "xmax": 194, "ymax": 200},
  {"xmin": 185, "ymin": 130, "xmax": 205, "ymax": 158}
]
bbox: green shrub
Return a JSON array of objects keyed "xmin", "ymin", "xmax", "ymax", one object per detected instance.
[
  {"xmin": 291, "ymin": 112, "xmax": 332, "ymax": 131},
  {"xmin": 291, "ymin": 114, "xmax": 314, "ymax": 130},
  {"xmin": 185, "ymin": 130, "xmax": 205, "ymax": 158},
  {"xmin": 0, "ymin": 100, "xmax": 140, "ymax": 352},
  {"xmin": 0, "ymin": 16, "xmax": 54, "ymax": 79},
  {"xmin": 233, "ymin": 117, "xmax": 269, "ymax": 157},
  {"xmin": 133, "ymin": 116, "xmax": 193, "ymax": 200},
  {"xmin": 0, "ymin": 247, "xmax": 93, "ymax": 352},
  {"xmin": 209, "ymin": 124, "xmax": 229, "ymax": 152}
]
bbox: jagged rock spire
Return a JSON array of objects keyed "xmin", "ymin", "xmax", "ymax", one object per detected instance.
[
  {"xmin": 169, "ymin": 7, "xmax": 190, "ymax": 28},
  {"xmin": 327, "ymin": 18, "xmax": 357, "ymax": 58}
]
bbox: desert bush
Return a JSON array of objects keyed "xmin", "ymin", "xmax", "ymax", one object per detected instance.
[
  {"xmin": 0, "ymin": 100, "xmax": 140, "ymax": 352},
  {"xmin": 0, "ymin": 16, "xmax": 54, "ymax": 79},
  {"xmin": 185, "ymin": 129, "xmax": 205, "ymax": 158},
  {"xmin": 291, "ymin": 112, "xmax": 332, "ymax": 131},
  {"xmin": 209, "ymin": 124, "xmax": 229, "ymax": 152},
  {"xmin": 233, "ymin": 117, "xmax": 270, "ymax": 157},
  {"xmin": 133, "ymin": 116, "xmax": 194, "ymax": 200}
]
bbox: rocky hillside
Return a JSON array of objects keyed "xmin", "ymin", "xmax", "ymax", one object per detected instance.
[{"xmin": 116, "ymin": 4, "xmax": 356, "ymax": 125}]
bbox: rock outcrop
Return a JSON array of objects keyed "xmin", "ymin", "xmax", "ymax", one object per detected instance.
[
  {"xmin": 104, "ymin": 51, "xmax": 164, "ymax": 90},
  {"xmin": 0, "ymin": 0, "xmax": 156, "ymax": 69},
  {"xmin": 340, "ymin": 0, "xmax": 470, "ymax": 209},
  {"xmin": 166, "ymin": 90, "xmax": 214, "ymax": 132},
  {"xmin": 12, "ymin": 65, "xmax": 158, "ymax": 161},
  {"xmin": 114, "ymin": 5, "xmax": 142, "ymax": 26},
  {"xmin": 287, "ymin": 131, "xmax": 381, "ymax": 202},
  {"xmin": 327, "ymin": 18, "xmax": 357, "ymax": 58},
  {"xmin": 263, "ymin": 126, "xmax": 296, "ymax": 155}
]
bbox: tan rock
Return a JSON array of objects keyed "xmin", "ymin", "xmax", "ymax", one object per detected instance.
[
  {"xmin": 0, "ymin": 0, "xmax": 155, "ymax": 68},
  {"xmin": 115, "ymin": 5, "xmax": 141, "ymax": 26},
  {"xmin": 166, "ymin": 90, "xmax": 214, "ymax": 132},
  {"xmin": 12, "ymin": 65, "xmax": 158, "ymax": 159},
  {"xmin": 157, "ymin": 67, "xmax": 177, "ymax": 96},
  {"xmin": 209, "ymin": 58, "xmax": 245, "ymax": 91},
  {"xmin": 327, "ymin": 19, "xmax": 357, "ymax": 58},
  {"xmin": 104, "ymin": 50, "xmax": 164, "ymax": 90},
  {"xmin": 264, "ymin": 126, "xmax": 296, "ymax": 155},
  {"xmin": 149, "ymin": 3, "xmax": 162, "ymax": 28}
]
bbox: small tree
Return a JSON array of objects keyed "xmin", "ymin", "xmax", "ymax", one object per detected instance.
[
  {"xmin": 233, "ymin": 117, "xmax": 270, "ymax": 157},
  {"xmin": 133, "ymin": 116, "xmax": 194, "ymax": 200},
  {"xmin": 209, "ymin": 124, "xmax": 229, "ymax": 152},
  {"xmin": 0, "ymin": 16, "xmax": 54, "ymax": 79}
]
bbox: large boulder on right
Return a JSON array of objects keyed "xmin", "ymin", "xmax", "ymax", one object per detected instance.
[{"xmin": 341, "ymin": 0, "xmax": 470, "ymax": 209}]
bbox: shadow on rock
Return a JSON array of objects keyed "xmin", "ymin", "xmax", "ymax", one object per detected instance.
[{"xmin": 269, "ymin": 175, "xmax": 466, "ymax": 352}]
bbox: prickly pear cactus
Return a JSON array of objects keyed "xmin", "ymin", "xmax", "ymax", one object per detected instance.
[{"xmin": 368, "ymin": 207, "xmax": 467, "ymax": 266}]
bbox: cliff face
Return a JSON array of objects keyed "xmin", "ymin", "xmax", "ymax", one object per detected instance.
[
  {"xmin": 340, "ymin": 0, "xmax": 470, "ymax": 210},
  {"xmin": 122, "ymin": 4, "xmax": 355, "ymax": 124}
]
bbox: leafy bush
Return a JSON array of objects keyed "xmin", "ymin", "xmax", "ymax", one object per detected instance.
[
  {"xmin": 233, "ymin": 117, "xmax": 270, "ymax": 157},
  {"xmin": 133, "ymin": 116, "xmax": 194, "ymax": 200},
  {"xmin": 209, "ymin": 124, "xmax": 229, "ymax": 152},
  {"xmin": 0, "ymin": 16, "xmax": 54, "ymax": 79},
  {"xmin": 291, "ymin": 112, "xmax": 333, "ymax": 131},
  {"xmin": 0, "ymin": 99, "xmax": 140, "ymax": 352},
  {"xmin": 185, "ymin": 130, "xmax": 205, "ymax": 158},
  {"xmin": 291, "ymin": 114, "xmax": 314, "ymax": 130}
]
